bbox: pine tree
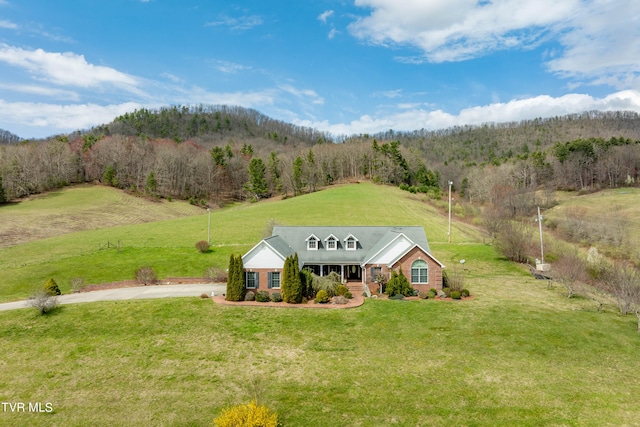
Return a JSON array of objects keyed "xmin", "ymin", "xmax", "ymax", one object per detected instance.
[
  {"xmin": 281, "ymin": 256, "xmax": 291, "ymax": 303},
  {"xmin": 226, "ymin": 254, "xmax": 245, "ymax": 301},
  {"xmin": 245, "ymin": 158, "xmax": 269, "ymax": 200},
  {"xmin": 44, "ymin": 278, "xmax": 61, "ymax": 296},
  {"xmin": 145, "ymin": 171, "xmax": 158, "ymax": 194},
  {"xmin": 235, "ymin": 254, "xmax": 245, "ymax": 301},
  {"xmin": 282, "ymin": 254, "xmax": 302, "ymax": 304}
]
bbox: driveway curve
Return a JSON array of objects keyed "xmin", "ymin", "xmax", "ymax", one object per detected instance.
[{"xmin": 0, "ymin": 284, "xmax": 227, "ymax": 312}]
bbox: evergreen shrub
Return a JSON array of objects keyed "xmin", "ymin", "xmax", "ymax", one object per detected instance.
[
  {"xmin": 270, "ymin": 292, "xmax": 282, "ymax": 302},
  {"xmin": 256, "ymin": 291, "xmax": 270, "ymax": 302},
  {"xmin": 44, "ymin": 278, "xmax": 61, "ymax": 296},
  {"xmin": 314, "ymin": 290, "xmax": 329, "ymax": 304}
]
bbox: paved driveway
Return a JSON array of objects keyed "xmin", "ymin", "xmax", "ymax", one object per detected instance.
[{"xmin": 0, "ymin": 284, "xmax": 227, "ymax": 312}]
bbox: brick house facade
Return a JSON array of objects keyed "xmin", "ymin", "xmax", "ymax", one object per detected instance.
[{"xmin": 241, "ymin": 226, "xmax": 444, "ymax": 296}]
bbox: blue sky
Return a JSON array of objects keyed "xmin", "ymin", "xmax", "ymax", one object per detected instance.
[{"xmin": 1, "ymin": 0, "xmax": 640, "ymax": 139}]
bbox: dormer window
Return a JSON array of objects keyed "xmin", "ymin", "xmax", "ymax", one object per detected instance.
[
  {"xmin": 344, "ymin": 234, "xmax": 358, "ymax": 251},
  {"xmin": 325, "ymin": 234, "xmax": 338, "ymax": 251},
  {"xmin": 346, "ymin": 238, "xmax": 356, "ymax": 250},
  {"xmin": 306, "ymin": 234, "xmax": 319, "ymax": 251}
]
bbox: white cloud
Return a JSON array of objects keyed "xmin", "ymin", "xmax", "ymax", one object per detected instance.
[
  {"xmin": 299, "ymin": 90, "xmax": 640, "ymax": 136},
  {"xmin": 279, "ymin": 84, "xmax": 324, "ymax": 105},
  {"xmin": 318, "ymin": 10, "xmax": 334, "ymax": 23},
  {"xmin": 211, "ymin": 60, "xmax": 252, "ymax": 74},
  {"xmin": 0, "ymin": 19, "xmax": 17, "ymax": 29},
  {"xmin": 0, "ymin": 100, "xmax": 143, "ymax": 137},
  {"xmin": 349, "ymin": 0, "xmax": 577, "ymax": 62},
  {"xmin": 349, "ymin": 0, "xmax": 640, "ymax": 90},
  {"xmin": 0, "ymin": 44, "xmax": 139, "ymax": 91},
  {"xmin": 160, "ymin": 72, "xmax": 184, "ymax": 84},
  {"xmin": 328, "ymin": 28, "xmax": 339, "ymax": 39},
  {"xmin": 0, "ymin": 83, "xmax": 79, "ymax": 100},
  {"xmin": 206, "ymin": 15, "xmax": 263, "ymax": 31},
  {"xmin": 546, "ymin": 1, "xmax": 640, "ymax": 88}
]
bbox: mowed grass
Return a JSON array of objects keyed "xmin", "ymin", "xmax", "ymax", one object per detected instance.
[
  {"xmin": 0, "ymin": 183, "xmax": 481, "ymax": 302},
  {"xmin": 2, "ymin": 183, "xmax": 640, "ymax": 425},
  {"xmin": 1, "ymin": 269, "xmax": 639, "ymax": 426}
]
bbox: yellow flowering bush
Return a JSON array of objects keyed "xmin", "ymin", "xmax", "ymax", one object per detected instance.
[{"xmin": 213, "ymin": 400, "xmax": 279, "ymax": 427}]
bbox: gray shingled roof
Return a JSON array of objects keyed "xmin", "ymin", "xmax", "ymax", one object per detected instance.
[{"xmin": 270, "ymin": 226, "xmax": 430, "ymax": 265}]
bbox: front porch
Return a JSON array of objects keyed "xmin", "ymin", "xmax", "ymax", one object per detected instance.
[{"xmin": 302, "ymin": 263, "xmax": 363, "ymax": 283}]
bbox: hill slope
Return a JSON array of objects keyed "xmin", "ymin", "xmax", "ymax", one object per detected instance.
[
  {"xmin": 0, "ymin": 182, "xmax": 480, "ymax": 301},
  {"xmin": 0, "ymin": 185, "xmax": 205, "ymax": 249}
]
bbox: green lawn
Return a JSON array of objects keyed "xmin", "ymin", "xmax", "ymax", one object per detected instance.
[
  {"xmin": 1, "ymin": 182, "xmax": 639, "ymax": 426},
  {"xmin": 0, "ymin": 183, "xmax": 481, "ymax": 302},
  {"xmin": 1, "ymin": 270, "xmax": 638, "ymax": 426}
]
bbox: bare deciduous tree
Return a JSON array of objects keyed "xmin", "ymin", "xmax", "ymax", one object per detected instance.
[
  {"xmin": 135, "ymin": 266, "xmax": 157, "ymax": 285},
  {"xmin": 551, "ymin": 252, "xmax": 587, "ymax": 298},
  {"xmin": 28, "ymin": 291, "xmax": 59, "ymax": 315}
]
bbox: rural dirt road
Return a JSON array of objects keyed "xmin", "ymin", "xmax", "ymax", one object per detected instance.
[{"xmin": 0, "ymin": 283, "xmax": 227, "ymax": 312}]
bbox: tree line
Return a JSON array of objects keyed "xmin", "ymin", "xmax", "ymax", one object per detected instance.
[{"xmin": 1, "ymin": 108, "xmax": 639, "ymax": 206}]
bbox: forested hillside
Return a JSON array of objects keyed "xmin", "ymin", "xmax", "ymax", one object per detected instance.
[
  {"xmin": 0, "ymin": 107, "xmax": 639, "ymax": 210},
  {"xmin": 91, "ymin": 105, "xmax": 331, "ymax": 147}
]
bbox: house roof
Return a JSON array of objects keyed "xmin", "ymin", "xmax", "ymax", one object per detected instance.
[{"xmin": 269, "ymin": 226, "xmax": 432, "ymax": 266}]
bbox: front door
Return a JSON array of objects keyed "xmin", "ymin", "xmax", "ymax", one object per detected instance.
[{"xmin": 346, "ymin": 264, "xmax": 362, "ymax": 281}]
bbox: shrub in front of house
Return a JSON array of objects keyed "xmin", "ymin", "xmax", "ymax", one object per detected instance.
[
  {"xmin": 461, "ymin": 288, "xmax": 470, "ymax": 297},
  {"xmin": 314, "ymin": 290, "xmax": 329, "ymax": 304},
  {"xmin": 336, "ymin": 285, "xmax": 349, "ymax": 297},
  {"xmin": 427, "ymin": 290, "xmax": 437, "ymax": 299},
  {"xmin": 344, "ymin": 291, "xmax": 353, "ymax": 299},
  {"xmin": 451, "ymin": 291, "xmax": 461, "ymax": 300},
  {"xmin": 389, "ymin": 293, "xmax": 405, "ymax": 300},
  {"xmin": 270, "ymin": 292, "xmax": 282, "ymax": 302},
  {"xmin": 418, "ymin": 291, "xmax": 429, "ymax": 299},
  {"xmin": 442, "ymin": 287, "xmax": 451, "ymax": 298},
  {"xmin": 256, "ymin": 290, "xmax": 270, "ymax": 302},
  {"xmin": 385, "ymin": 268, "xmax": 414, "ymax": 297},
  {"xmin": 332, "ymin": 295, "xmax": 348, "ymax": 305},
  {"xmin": 244, "ymin": 291, "xmax": 255, "ymax": 301},
  {"xmin": 225, "ymin": 254, "xmax": 245, "ymax": 302}
]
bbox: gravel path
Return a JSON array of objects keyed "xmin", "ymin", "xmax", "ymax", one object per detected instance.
[{"xmin": 0, "ymin": 283, "xmax": 226, "ymax": 312}]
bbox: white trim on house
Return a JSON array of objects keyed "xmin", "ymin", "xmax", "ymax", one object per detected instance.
[
  {"xmin": 344, "ymin": 234, "xmax": 358, "ymax": 251},
  {"xmin": 386, "ymin": 243, "xmax": 446, "ymax": 269},
  {"xmin": 363, "ymin": 232, "xmax": 412, "ymax": 266},
  {"xmin": 324, "ymin": 234, "xmax": 338, "ymax": 251},
  {"xmin": 242, "ymin": 241, "xmax": 287, "ymax": 269},
  {"xmin": 305, "ymin": 234, "xmax": 320, "ymax": 251}
]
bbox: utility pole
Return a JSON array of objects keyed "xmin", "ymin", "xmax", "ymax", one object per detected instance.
[
  {"xmin": 448, "ymin": 180, "xmax": 453, "ymax": 244},
  {"xmin": 537, "ymin": 206, "xmax": 544, "ymax": 264},
  {"xmin": 207, "ymin": 208, "xmax": 211, "ymax": 245}
]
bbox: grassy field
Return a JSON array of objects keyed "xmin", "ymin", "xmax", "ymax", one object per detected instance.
[
  {"xmin": 1, "ymin": 182, "xmax": 640, "ymax": 426},
  {"xmin": 1, "ymin": 260, "xmax": 639, "ymax": 426},
  {"xmin": 544, "ymin": 187, "xmax": 640, "ymax": 262},
  {"xmin": 0, "ymin": 183, "xmax": 481, "ymax": 302},
  {"xmin": 0, "ymin": 184, "xmax": 205, "ymax": 249}
]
